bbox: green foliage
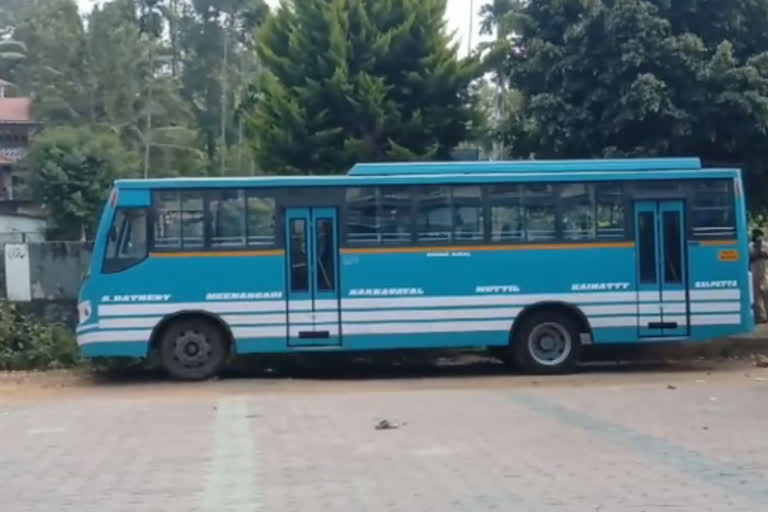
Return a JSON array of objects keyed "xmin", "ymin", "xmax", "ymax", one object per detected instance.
[
  {"xmin": 178, "ymin": 0, "xmax": 268, "ymax": 173},
  {"xmin": 8, "ymin": 0, "xmax": 89, "ymax": 122},
  {"xmin": 27, "ymin": 126, "xmax": 139, "ymax": 240},
  {"xmin": 482, "ymin": 0, "xmax": 768, "ymax": 212},
  {"xmin": 249, "ymin": 0, "xmax": 481, "ymax": 174},
  {"xmin": 0, "ymin": 302, "xmax": 79, "ymax": 371}
]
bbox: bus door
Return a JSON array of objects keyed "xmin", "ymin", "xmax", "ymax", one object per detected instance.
[
  {"xmin": 635, "ymin": 200, "xmax": 689, "ymax": 337},
  {"xmin": 285, "ymin": 208, "xmax": 341, "ymax": 346}
]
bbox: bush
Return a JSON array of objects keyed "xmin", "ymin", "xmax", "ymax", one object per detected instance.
[{"xmin": 0, "ymin": 301, "xmax": 80, "ymax": 371}]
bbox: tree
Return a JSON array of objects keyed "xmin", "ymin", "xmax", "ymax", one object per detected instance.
[
  {"xmin": 86, "ymin": 0, "xmax": 203, "ymax": 177},
  {"xmin": 26, "ymin": 126, "xmax": 140, "ymax": 240},
  {"xmin": 483, "ymin": 0, "xmax": 768, "ymax": 209},
  {"xmin": 179, "ymin": 0, "xmax": 268, "ymax": 174},
  {"xmin": 9, "ymin": 0, "xmax": 89, "ymax": 122},
  {"xmin": 248, "ymin": 0, "xmax": 481, "ymax": 174}
]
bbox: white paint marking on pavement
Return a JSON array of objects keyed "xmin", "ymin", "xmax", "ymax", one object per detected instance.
[
  {"xmin": 203, "ymin": 397, "xmax": 260, "ymax": 511},
  {"xmin": 26, "ymin": 427, "xmax": 67, "ymax": 435}
]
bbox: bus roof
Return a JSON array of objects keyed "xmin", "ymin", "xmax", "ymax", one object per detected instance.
[
  {"xmin": 115, "ymin": 166, "xmax": 740, "ymax": 190},
  {"xmin": 347, "ymin": 158, "xmax": 702, "ymax": 176}
]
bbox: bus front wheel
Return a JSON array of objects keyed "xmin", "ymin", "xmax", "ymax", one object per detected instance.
[
  {"xmin": 512, "ymin": 311, "xmax": 581, "ymax": 374},
  {"xmin": 159, "ymin": 318, "xmax": 228, "ymax": 380}
]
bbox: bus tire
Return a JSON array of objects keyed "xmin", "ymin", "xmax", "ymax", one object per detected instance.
[
  {"xmin": 512, "ymin": 311, "xmax": 581, "ymax": 374},
  {"xmin": 159, "ymin": 317, "xmax": 228, "ymax": 381}
]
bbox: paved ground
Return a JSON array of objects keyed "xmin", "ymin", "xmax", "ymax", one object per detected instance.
[{"xmin": 2, "ymin": 358, "xmax": 768, "ymax": 511}]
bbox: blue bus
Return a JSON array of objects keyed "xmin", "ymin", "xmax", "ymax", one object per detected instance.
[{"xmin": 76, "ymin": 158, "xmax": 754, "ymax": 379}]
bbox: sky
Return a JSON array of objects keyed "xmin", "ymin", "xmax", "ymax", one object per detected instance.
[{"xmin": 75, "ymin": 0, "xmax": 491, "ymax": 57}]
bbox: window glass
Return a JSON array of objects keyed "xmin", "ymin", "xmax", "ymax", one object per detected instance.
[
  {"xmin": 561, "ymin": 183, "xmax": 596, "ymax": 240},
  {"xmin": 181, "ymin": 191, "xmax": 205, "ymax": 248},
  {"xmin": 379, "ymin": 187, "xmax": 411, "ymax": 243},
  {"xmin": 663, "ymin": 211, "xmax": 683, "ymax": 284},
  {"xmin": 290, "ymin": 219, "xmax": 308, "ymax": 291},
  {"xmin": 246, "ymin": 193, "xmax": 276, "ymax": 247},
  {"xmin": 316, "ymin": 218, "xmax": 335, "ymax": 291},
  {"xmin": 453, "ymin": 186, "xmax": 484, "ymax": 241},
  {"xmin": 153, "ymin": 191, "xmax": 181, "ymax": 249},
  {"xmin": 633, "ymin": 181, "xmax": 685, "ymax": 193},
  {"xmin": 118, "ymin": 210, "xmax": 148, "ymax": 259},
  {"xmin": 691, "ymin": 180, "xmax": 735, "ymax": 238},
  {"xmin": 345, "ymin": 187, "xmax": 379, "ymax": 244},
  {"xmin": 104, "ymin": 208, "xmax": 148, "ymax": 273},
  {"xmin": 209, "ymin": 189, "xmax": 245, "ymax": 248},
  {"xmin": 523, "ymin": 184, "xmax": 556, "ymax": 241},
  {"xmin": 638, "ymin": 212, "xmax": 657, "ymax": 283},
  {"xmin": 415, "ymin": 186, "xmax": 452, "ymax": 242},
  {"xmin": 489, "ymin": 184, "xmax": 524, "ymax": 242},
  {"xmin": 596, "ymin": 184, "xmax": 625, "ymax": 239}
]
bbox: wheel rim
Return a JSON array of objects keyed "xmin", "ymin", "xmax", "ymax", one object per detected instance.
[
  {"xmin": 527, "ymin": 322, "xmax": 571, "ymax": 366},
  {"xmin": 172, "ymin": 329, "xmax": 215, "ymax": 370}
]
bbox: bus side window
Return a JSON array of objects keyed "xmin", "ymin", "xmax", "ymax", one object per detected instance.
[
  {"xmin": 380, "ymin": 187, "xmax": 411, "ymax": 244},
  {"xmin": 523, "ymin": 184, "xmax": 556, "ymax": 241},
  {"xmin": 691, "ymin": 180, "xmax": 735, "ymax": 239},
  {"xmin": 560, "ymin": 183, "xmax": 596, "ymax": 240},
  {"xmin": 346, "ymin": 187, "xmax": 380, "ymax": 244},
  {"xmin": 246, "ymin": 193, "xmax": 277, "ymax": 247},
  {"xmin": 181, "ymin": 191, "xmax": 204, "ymax": 249},
  {"xmin": 453, "ymin": 186, "xmax": 484, "ymax": 242},
  {"xmin": 415, "ymin": 186, "xmax": 452, "ymax": 242},
  {"xmin": 152, "ymin": 191, "xmax": 182, "ymax": 249},
  {"xmin": 210, "ymin": 189, "xmax": 246, "ymax": 248},
  {"xmin": 596, "ymin": 184, "xmax": 625, "ymax": 239},
  {"xmin": 489, "ymin": 184, "xmax": 524, "ymax": 242}
]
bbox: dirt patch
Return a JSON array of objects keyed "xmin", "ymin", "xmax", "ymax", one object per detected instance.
[{"xmin": 2, "ymin": 355, "xmax": 768, "ymax": 405}]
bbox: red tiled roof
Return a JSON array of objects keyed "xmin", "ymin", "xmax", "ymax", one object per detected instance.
[{"xmin": 0, "ymin": 98, "xmax": 32, "ymax": 123}]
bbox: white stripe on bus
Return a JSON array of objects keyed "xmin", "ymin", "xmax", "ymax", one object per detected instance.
[
  {"xmin": 690, "ymin": 302, "xmax": 742, "ymax": 313},
  {"xmin": 97, "ymin": 302, "xmax": 743, "ymax": 330},
  {"xmin": 690, "ymin": 289, "xmax": 741, "ymax": 301},
  {"xmin": 76, "ymin": 323, "xmax": 100, "ymax": 333},
  {"xmin": 341, "ymin": 307, "xmax": 521, "ymax": 322},
  {"xmin": 340, "ymin": 320, "xmax": 512, "ymax": 335},
  {"xmin": 95, "ymin": 291, "xmax": 743, "ymax": 317},
  {"xmin": 98, "ymin": 300, "xmax": 286, "ymax": 316},
  {"xmin": 79, "ymin": 312, "xmax": 744, "ymax": 345},
  {"xmin": 688, "ymin": 314, "xmax": 742, "ymax": 326},
  {"xmin": 288, "ymin": 323, "xmax": 340, "ymax": 337},
  {"xmin": 77, "ymin": 329, "xmax": 152, "ymax": 345},
  {"xmin": 341, "ymin": 293, "xmax": 632, "ymax": 309},
  {"xmin": 288, "ymin": 300, "xmax": 339, "ymax": 312}
]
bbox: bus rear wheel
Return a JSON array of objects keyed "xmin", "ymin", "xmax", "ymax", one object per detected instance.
[
  {"xmin": 512, "ymin": 311, "xmax": 581, "ymax": 374},
  {"xmin": 159, "ymin": 318, "xmax": 228, "ymax": 381}
]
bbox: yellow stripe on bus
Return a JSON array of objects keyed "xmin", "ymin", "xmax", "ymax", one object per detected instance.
[
  {"xmin": 341, "ymin": 241, "xmax": 635, "ymax": 255},
  {"xmin": 150, "ymin": 250, "xmax": 285, "ymax": 258}
]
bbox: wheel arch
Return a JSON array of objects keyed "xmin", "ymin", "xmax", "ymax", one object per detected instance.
[
  {"xmin": 510, "ymin": 301, "xmax": 592, "ymax": 345},
  {"xmin": 148, "ymin": 310, "xmax": 236, "ymax": 355}
]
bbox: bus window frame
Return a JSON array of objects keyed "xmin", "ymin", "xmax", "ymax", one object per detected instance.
[
  {"xmin": 148, "ymin": 188, "xmax": 284, "ymax": 253},
  {"xmin": 628, "ymin": 178, "xmax": 737, "ymax": 241},
  {"xmin": 341, "ymin": 181, "xmax": 635, "ymax": 248}
]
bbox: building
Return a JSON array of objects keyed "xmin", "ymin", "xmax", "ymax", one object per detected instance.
[{"xmin": 0, "ymin": 78, "xmax": 35, "ymax": 200}]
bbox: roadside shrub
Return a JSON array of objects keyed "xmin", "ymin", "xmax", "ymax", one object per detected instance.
[{"xmin": 0, "ymin": 301, "xmax": 80, "ymax": 371}]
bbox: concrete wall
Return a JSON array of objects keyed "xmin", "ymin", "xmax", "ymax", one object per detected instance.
[
  {"xmin": 4, "ymin": 241, "xmax": 92, "ymax": 300},
  {"xmin": 2, "ymin": 241, "xmax": 92, "ymax": 327}
]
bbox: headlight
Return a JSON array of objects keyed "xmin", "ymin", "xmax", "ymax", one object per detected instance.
[{"xmin": 78, "ymin": 301, "xmax": 92, "ymax": 324}]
